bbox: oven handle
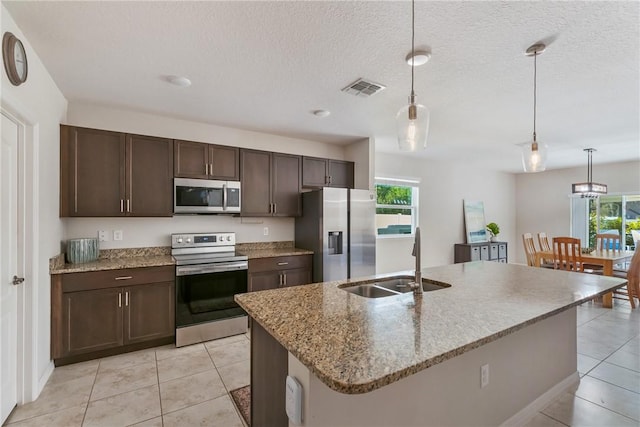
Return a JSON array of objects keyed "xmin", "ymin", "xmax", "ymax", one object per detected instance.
[{"xmin": 176, "ymin": 261, "xmax": 248, "ymax": 276}]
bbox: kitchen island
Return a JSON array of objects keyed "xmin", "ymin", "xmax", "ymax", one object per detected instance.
[{"xmin": 235, "ymin": 261, "xmax": 627, "ymax": 427}]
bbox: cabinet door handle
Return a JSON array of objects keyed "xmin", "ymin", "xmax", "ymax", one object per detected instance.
[
  {"xmin": 118, "ymin": 292, "xmax": 122, "ymax": 308},
  {"xmin": 210, "ymin": 163, "xmax": 214, "ymax": 176},
  {"xmin": 205, "ymin": 163, "xmax": 209, "ymax": 176},
  {"xmin": 120, "ymin": 199, "xmax": 124, "ymax": 213},
  {"xmin": 328, "ymin": 175, "xmax": 332, "ymax": 185},
  {"xmin": 125, "ymin": 291, "xmax": 129, "ymax": 306},
  {"xmin": 279, "ymin": 273, "xmax": 283, "ymax": 287},
  {"xmin": 115, "ymin": 276, "xmax": 133, "ymax": 280},
  {"xmin": 273, "ymin": 203, "xmax": 277, "ymax": 214},
  {"xmin": 283, "ymin": 273, "xmax": 287, "ymax": 286},
  {"xmin": 277, "ymin": 262, "xmax": 289, "ymax": 266},
  {"xmin": 126, "ymin": 199, "xmax": 131, "ymax": 213}
]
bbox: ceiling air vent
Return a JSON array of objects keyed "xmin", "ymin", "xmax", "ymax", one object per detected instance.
[{"xmin": 341, "ymin": 78, "xmax": 386, "ymax": 97}]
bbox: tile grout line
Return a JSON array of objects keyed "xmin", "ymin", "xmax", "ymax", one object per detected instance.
[
  {"xmin": 155, "ymin": 349, "xmax": 165, "ymax": 427},
  {"xmin": 569, "ymin": 393, "xmax": 640, "ymax": 423},
  {"xmin": 204, "ymin": 341, "xmax": 248, "ymax": 425},
  {"xmin": 536, "ymin": 410, "xmax": 571, "ymax": 427},
  {"xmin": 80, "ymin": 361, "xmax": 101, "ymax": 426}
]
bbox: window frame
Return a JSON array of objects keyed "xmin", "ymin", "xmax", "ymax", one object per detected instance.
[{"xmin": 374, "ymin": 177, "xmax": 420, "ymax": 239}]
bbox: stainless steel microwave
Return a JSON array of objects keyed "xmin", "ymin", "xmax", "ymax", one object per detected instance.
[{"xmin": 174, "ymin": 178, "xmax": 241, "ymax": 214}]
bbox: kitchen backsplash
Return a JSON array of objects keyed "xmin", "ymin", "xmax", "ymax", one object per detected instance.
[{"xmin": 62, "ymin": 216, "xmax": 295, "ymax": 250}]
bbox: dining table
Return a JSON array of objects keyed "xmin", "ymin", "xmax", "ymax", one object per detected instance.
[{"xmin": 535, "ymin": 249, "xmax": 635, "ymax": 308}]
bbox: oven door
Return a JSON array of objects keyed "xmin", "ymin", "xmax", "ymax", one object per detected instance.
[{"xmin": 175, "ymin": 265, "xmax": 247, "ymax": 328}]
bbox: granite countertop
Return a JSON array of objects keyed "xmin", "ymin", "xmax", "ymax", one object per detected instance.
[
  {"xmin": 238, "ymin": 247, "xmax": 313, "ymax": 259},
  {"xmin": 50, "ymin": 247, "xmax": 174, "ymax": 274},
  {"xmin": 236, "ymin": 241, "xmax": 313, "ymax": 259},
  {"xmin": 235, "ymin": 261, "xmax": 627, "ymax": 395}
]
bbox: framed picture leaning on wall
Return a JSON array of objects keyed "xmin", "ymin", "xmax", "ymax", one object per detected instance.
[{"xmin": 463, "ymin": 200, "xmax": 488, "ymax": 243}]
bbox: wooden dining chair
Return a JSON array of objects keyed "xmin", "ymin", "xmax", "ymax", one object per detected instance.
[
  {"xmin": 538, "ymin": 232, "xmax": 552, "ymax": 252},
  {"xmin": 613, "ymin": 248, "xmax": 639, "ymax": 309},
  {"xmin": 537, "ymin": 232, "xmax": 555, "ymax": 268},
  {"xmin": 585, "ymin": 233, "xmax": 624, "ymax": 274},
  {"xmin": 522, "ymin": 233, "xmax": 538, "ymax": 267},
  {"xmin": 552, "ymin": 237, "xmax": 583, "ymax": 272},
  {"xmin": 596, "ymin": 233, "xmax": 621, "ymax": 251}
]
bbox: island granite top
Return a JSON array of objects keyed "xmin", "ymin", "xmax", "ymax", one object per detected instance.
[{"xmin": 235, "ymin": 261, "xmax": 626, "ymax": 394}]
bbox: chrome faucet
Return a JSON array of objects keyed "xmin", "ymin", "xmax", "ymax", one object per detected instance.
[{"xmin": 411, "ymin": 227, "xmax": 423, "ymax": 295}]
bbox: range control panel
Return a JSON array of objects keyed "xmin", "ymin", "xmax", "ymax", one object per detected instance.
[{"xmin": 171, "ymin": 232, "xmax": 236, "ymax": 248}]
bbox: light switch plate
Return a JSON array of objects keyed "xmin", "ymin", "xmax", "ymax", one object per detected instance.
[
  {"xmin": 113, "ymin": 230, "xmax": 123, "ymax": 241},
  {"xmin": 98, "ymin": 230, "xmax": 108, "ymax": 242},
  {"xmin": 285, "ymin": 375, "xmax": 303, "ymax": 425}
]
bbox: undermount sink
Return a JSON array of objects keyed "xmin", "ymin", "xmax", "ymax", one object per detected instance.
[{"xmin": 340, "ymin": 276, "xmax": 451, "ymax": 298}]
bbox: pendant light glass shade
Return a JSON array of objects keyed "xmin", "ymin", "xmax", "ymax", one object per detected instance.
[
  {"xmin": 397, "ymin": 97, "xmax": 429, "ymax": 151},
  {"xmin": 521, "ymin": 140, "xmax": 548, "ymax": 172}
]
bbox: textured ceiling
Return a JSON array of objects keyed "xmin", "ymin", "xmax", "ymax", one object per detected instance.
[{"xmin": 3, "ymin": 1, "xmax": 639, "ymax": 172}]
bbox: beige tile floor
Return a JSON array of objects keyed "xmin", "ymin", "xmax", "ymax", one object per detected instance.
[
  {"xmin": 4, "ymin": 333, "xmax": 250, "ymax": 427},
  {"xmin": 4, "ymin": 300, "xmax": 639, "ymax": 427}
]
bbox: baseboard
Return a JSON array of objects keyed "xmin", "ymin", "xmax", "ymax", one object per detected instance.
[
  {"xmin": 35, "ymin": 361, "xmax": 55, "ymax": 400},
  {"xmin": 500, "ymin": 371, "xmax": 579, "ymax": 427}
]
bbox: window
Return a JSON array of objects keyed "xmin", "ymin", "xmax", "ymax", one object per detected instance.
[
  {"xmin": 375, "ymin": 178, "xmax": 419, "ymax": 237},
  {"xmin": 571, "ymin": 194, "xmax": 640, "ymax": 250}
]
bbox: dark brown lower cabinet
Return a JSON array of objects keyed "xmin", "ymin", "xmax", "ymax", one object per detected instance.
[
  {"xmin": 51, "ymin": 266, "xmax": 175, "ymax": 365},
  {"xmin": 248, "ymin": 255, "xmax": 312, "ymax": 292},
  {"xmin": 63, "ymin": 287, "xmax": 124, "ymax": 355},
  {"xmin": 125, "ymin": 281, "xmax": 175, "ymax": 344}
]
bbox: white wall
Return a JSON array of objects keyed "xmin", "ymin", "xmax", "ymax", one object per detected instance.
[
  {"xmin": 515, "ymin": 160, "xmax": 640, "ymax": 264},
  {"xmin": 1, "ymin": 5, "xmax": 68, "ymax": 399},
  {"xmin": 375, "ymin": 153, "xmax": 516, "ymax": 273},
  {"xmin": 64, "ymin": 102, "xmax": 351, "ymax": 247}
]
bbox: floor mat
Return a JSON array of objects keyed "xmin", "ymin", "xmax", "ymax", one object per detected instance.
[{"xmin": 230, "ymin": 385, "xmax": 250, "ymax": 426}]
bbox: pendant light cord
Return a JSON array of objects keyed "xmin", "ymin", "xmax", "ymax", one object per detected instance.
[
  {"xmin": 410, "ymin": 0, "xmax": 415, "ymax": 98},
  {"xmin": 533, "ymin": 50, "xmax": 537, "ymax": 141}
]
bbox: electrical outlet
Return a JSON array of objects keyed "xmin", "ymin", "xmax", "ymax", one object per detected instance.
[
  {"xmin": 98, "ymin": 230, "xmax": 108, "ymax": 242},
  {"xmin": 113, "ymin": 230, "xmax": 123, "ymax": 241},
  {"xmin": 480, "ymin": 364, "xmax": 489, "ymax": 388},
  {"xmin": 263, "ymin": 227, "xmax": 269, "ymax": 236}
]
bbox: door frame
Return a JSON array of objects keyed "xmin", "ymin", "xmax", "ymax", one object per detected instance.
[{"xmin": 1, "ymin": 98, "xmax": 39, "ymax": 404}]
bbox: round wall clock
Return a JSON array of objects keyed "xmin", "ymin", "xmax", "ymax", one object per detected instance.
[{"xmin": 3, "ymin": 32, "xmax": 28, "ymax": 86}]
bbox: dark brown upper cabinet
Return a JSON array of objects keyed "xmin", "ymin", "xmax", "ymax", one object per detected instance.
[
  {"xmin": 240, "ymin": 149, "xmax": 301, "ymax": 217},
  {"xmin": 60, "ymin": 125, "xmax": 173, "ymax": 217},
  {"xmin": 302, "ymin": 156, "xmax": 354, "ymax": 189},
  {"xmin": 174, "ymin": 139, "xmax": 239, "ymax": 180}
]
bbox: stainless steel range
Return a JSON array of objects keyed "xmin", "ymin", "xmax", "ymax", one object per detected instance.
[{"xmin": 172, "ymin": 232, "xmax": 248, "ymax": 347}]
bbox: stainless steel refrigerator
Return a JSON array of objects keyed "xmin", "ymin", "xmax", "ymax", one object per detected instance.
[{"xmin": 295, "ymin": 188, "xmax": 376, "ymax": 282}]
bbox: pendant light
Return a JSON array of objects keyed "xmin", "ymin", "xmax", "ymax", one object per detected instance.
[
  {"xmin": 521, "ymin": 43, "xmax": 548, "ymax": 172},
  {"xmin": 397, "ymin": 0, "xmax": 429, "ymax": 151},
  {"xmin": 572, "ymin": 148, "xmax": 607, "ymax": 198}
]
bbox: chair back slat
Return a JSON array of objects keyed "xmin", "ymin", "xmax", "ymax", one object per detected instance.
[
  {"xmin": 538, "ymin": 232, "xmax": 552, "ymax": 252},
  {"xmin": 522, "ymin": 233, "xmax": 538, "ymax": 267},
  {"xmin": 595, "ymin": 233, "xmax": 621, "ymax": 251},
  {"xmin": 552, "ymin": 237, "xmax": 583, "ymax": 272},
  {"xmin": 627, "ymin": 248, "xmax": 640, "ymax": 301}
]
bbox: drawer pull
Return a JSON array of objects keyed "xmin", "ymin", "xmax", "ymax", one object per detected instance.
[
  {"xmin": 277, "ymin": 262, "xmax": 289, "ymax": 266},
  {"xmin": 115, "ymin": 276, "xmax": 133, "ymax": 280}
]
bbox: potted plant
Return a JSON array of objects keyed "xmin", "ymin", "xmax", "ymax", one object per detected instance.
[{"xmin": 486, "ymin": 222, "xmax": 500, "ymax": 242}]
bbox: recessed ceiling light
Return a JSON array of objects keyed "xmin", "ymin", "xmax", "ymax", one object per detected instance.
[
  {"xmin": 312, "ymin": 110, "xmax": 330, "ymax": 117},
  {"xmin": 167, "ymin": 75, "xmax": 192, "ymax": 87},
  {"xmin": 405, "ymin": 50, "xmax": 431, "ymax": 66}
]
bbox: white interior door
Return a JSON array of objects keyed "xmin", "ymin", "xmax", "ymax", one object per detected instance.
[{"xmin": 1, "ymin": 111, "xmax": 19, "ymax": 423}]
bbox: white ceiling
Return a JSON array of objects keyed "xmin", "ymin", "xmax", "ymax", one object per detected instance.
[{"xmin": 4, "ymin": 1, "xmax": 639, "ymax": 173}]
